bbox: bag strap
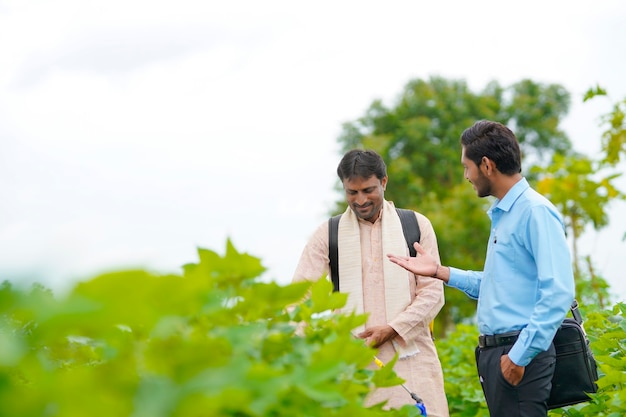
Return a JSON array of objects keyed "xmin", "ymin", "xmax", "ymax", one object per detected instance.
[
  {"xmin": 396, "ymin": 208, "xmax": 421, "ymax": 257},
  {"xmin": 570, "ymin": 299, "xmax": 583, "ymax": 324},
  {"xmin": 328, "ymin": 208, "xmax": 421, "ymax": 292},
  {"xmin": 328, "ymin": 214, "xmax": 342, "ymax": 292}
]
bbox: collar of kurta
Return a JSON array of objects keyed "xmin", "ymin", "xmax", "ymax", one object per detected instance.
[{"xmin": 337, "ymin": 200, "xmax": 418, "ymax": 358}]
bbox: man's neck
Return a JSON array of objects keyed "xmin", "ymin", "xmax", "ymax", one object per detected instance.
[{"xmin": 493, "ymin": 173, "xmax": 523, "ymax": 200}]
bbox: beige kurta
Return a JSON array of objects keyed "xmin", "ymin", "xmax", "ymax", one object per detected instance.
[{"xmin": 292, "ymin": 202, "xmax": 449, "ymax": 417}]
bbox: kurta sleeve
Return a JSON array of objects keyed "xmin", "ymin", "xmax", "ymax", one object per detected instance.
[
  {"xmin": 292, "ymin": 221, "xmax": 330, "ymax": 283},
  {"xmin": 388, "ymin": 212, "xmax": 445, "ymax": 342}
]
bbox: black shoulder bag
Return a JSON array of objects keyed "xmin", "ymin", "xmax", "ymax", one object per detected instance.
[{"xmin": 547, "ymin": 299, "xmax": 599, "ymax": 409}]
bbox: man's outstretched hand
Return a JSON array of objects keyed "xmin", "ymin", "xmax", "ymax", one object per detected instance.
[{"xmin": 387, "ymin": 242, "xmax": 439, "ymax": 277}]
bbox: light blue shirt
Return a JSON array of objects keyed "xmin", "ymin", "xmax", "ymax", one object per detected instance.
[{"xmin": 448, "ymin": 178, "xmax": 575, "ymax": 366}]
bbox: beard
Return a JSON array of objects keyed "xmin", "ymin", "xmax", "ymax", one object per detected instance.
[{"xmin": 472, "ymin": 171, "xmax": 492, "ymax": 198}]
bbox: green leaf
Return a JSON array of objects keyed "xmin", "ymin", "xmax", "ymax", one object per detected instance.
[{"xmin": 583, "ymin": 85, "xmax": 607, "ymax": 102}]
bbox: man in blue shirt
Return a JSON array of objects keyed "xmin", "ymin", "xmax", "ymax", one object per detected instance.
[{"xmin": 387, "ymin": 120, "xmax": 575, "ymax": 417}]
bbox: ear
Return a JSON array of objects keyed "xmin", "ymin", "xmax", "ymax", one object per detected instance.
[
  {"xmin": 481, "ymin": 156, "xmax": 496, "ymax": 176},
  {"xmin": 381, "ymin": 176, "xmax": 388, "ymax": 190}
]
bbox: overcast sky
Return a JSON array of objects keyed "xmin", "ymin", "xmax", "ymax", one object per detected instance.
[{"xmin": 1, "ymin": 0, "xmax": 625, "ymax": 301}]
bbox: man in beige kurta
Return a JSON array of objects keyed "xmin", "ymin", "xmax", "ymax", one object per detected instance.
[{"xmin": 292, "ymin": 149, "xmax": 449, "ymax": 417}]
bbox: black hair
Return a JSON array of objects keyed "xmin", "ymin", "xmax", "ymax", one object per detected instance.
[
  {"xmin": 337, "ymin": 149, "xmax": 387, "ymax": 181},
  {"xmin": 461, "ymin": 120, "xmax": 521, "ymax": 175}
]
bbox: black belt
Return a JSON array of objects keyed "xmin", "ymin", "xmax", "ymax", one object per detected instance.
[{"xmin": 478, "ymin": 331, "xmax": 521, "ymax": 348}]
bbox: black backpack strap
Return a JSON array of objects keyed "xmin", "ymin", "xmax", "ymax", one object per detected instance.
[
  {"xmin": 396, "ymin": 208, "xmax": 421, "ymax": 257},
  {"xmin": 328, "ymin": 214, "xmax": 342, "ymax": 292}
]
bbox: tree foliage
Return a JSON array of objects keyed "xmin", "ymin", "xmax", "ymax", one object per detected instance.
[
  {"xmin": 532, "ymin": 154, "xmax": 624, "ymax": 277},
  {"xmin": 584, "ymin": 85, "xmax": 626, "ymax": 167},
  {"xmin": 531, "ymin": 87, "xmax": 626, "ymax": 298},
  {"xmin": 337, "ymin": 76, "xmax": 571, "ymax": 205}
]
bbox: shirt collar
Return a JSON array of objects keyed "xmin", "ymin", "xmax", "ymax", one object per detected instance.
[{"xmin": 489, "ymin": 177, "xmax": 529, "ymax": 213}]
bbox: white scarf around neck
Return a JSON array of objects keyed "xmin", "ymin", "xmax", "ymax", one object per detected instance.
[{"xmin": 337, "ymin": 200, "xmax": 419, "ymax": 358}]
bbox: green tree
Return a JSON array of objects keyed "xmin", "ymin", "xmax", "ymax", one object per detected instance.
[
  {"xmin": 335, "ymin": 76, "xmax": 572, "ymax": 335},
  {"xmin": 584, "ymin": 85, "xmax": 626, "ymax": 167},
  {"xmin": 532, "ymin": 154, "xmax": 623, "ymax": 273},
  {"xmin": 532, "ymin": 87, "xmax": 626, "ymax": 308}
]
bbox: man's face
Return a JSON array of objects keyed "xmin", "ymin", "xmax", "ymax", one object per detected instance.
[
  {"xmin": 343, "ymin": 175, "xmax": 387, "ymax": 223},
  {"xmin": 461, "ymin": 147, "xmax": 491, "ymax": 198}
]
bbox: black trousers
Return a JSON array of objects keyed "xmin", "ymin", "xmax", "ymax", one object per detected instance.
[{"xmin": 475, "ymin": 343, "xmax": 556, "ymax": 417}]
